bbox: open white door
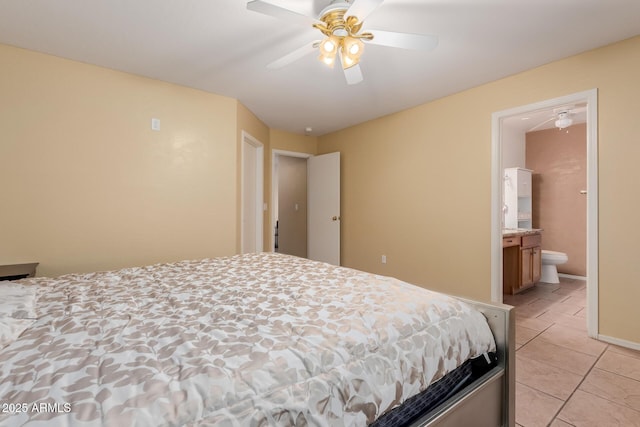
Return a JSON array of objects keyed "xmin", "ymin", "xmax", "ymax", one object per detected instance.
[{"xmin": 308, "ymin": 152, "xmax": 340, "ymax": 265}]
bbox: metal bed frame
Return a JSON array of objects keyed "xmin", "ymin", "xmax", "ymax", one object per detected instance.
[{"xmin": 410, "ymin": 299, "xmax": 515, "ymax": 427}]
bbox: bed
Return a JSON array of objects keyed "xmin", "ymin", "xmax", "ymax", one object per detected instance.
[{"xmin": 0, "ymin": 252, "xmax": 514, "ymax": 426}]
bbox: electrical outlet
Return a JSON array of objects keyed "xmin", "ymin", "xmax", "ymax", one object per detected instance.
[{"xmin": 381, "ymin": 255, "xmax": 387, "ymax": 264}]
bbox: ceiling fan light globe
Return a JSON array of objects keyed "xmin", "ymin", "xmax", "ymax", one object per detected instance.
[
  {"xmin": 340, "ymin": 49, "xmax": 360, "ymax": 69},
  {"xmin": 320, "ymin": 37, "xmax": 338, "ymax": 55},
  {"xmin": 343, "ymin": 56, "xmax": 356, "ymax": 68},
  {"xmin": 319, "ymin": 52, "xmax": 336, "ymax": 68},
  {"xmin": 342, "ymin": 37, "xmax": 364, "ymax": 66}
]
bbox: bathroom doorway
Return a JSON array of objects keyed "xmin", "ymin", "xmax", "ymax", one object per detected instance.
[{"xmin": 491, "ymin": 89, "xmax": 599, "ymax": 338}]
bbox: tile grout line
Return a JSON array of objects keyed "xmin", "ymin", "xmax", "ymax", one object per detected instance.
[
  {"xmin": 538, "ymin": 283, "xmax": 596, "ymax": 425},
  {"xmin": 533, "ymin": 334, "xmax": 605, "ymax": 359},
  {"xmin": 514, "ymin": 308, "xmax": 570, "ymax": 424},
  {"xmin": 547, "ymin": 343, "xmax": 611, "ymax": 425},
  {"xmin": 512, "ymin": 279, "xmax": 591, "ymax": 426},
  {"xmin": 593, "ymin": 362, "xmax": 640, "ymax": 389},
  {"xmin": 510, "ymin": 279, "xmax": 640, "ymax": 425}
]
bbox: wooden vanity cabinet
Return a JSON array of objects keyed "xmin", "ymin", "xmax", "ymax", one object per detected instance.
[
  {"xmin": 503, "ymin": 232, "xmax": 542, "ymax": 295},
  {"xmin": 520, "ymin": 234, "xmax": 541, "ymax": 289}
]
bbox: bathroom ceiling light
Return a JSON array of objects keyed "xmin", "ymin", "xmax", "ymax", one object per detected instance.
[
  {"xmin": 555, "ymin": 112, "xmax": 573, "ymax": 130},
  {"xmin": 527, "ymin": 105, "xmax": 584, "ymax": 132}
]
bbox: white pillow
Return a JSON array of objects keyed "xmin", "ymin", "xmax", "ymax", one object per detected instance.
[{"xmin": 0, "ymin": 282, "xmax": 37, "ymax": 348}]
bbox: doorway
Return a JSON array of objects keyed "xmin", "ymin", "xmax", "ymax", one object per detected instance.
[
  {"xmin": 241, "ymin": 131, "xmax": 264, "ymax": 254},
  {"xmin": 271, "ymin": 150, "xmax": 312, "ymax": 256},
  {"xmin": 274, "ymin": 154, "xmax": 309, "ymax": 257},
  {"xmin": 491, "ymin": 89, "xmax": 599, "ymax": 338},
  {"xmin": 271, "ymin": 150, "xmax": 341, "ymax": 265}
]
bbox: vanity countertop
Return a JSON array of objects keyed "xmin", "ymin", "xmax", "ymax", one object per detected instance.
[{"xmin": 502, "ymin": 228, "xmax": 543, "ymax": 238}]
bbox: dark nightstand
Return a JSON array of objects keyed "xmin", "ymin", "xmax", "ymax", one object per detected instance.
[{"xmin": 0, "ymin": 263, "xmax": 39, "ymax": 281}]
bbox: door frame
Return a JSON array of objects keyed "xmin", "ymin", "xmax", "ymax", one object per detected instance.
[
  {"xmin": 271, "ymin": 149, "xmax": 312, "ymax": 252},
  {"xmin": 490, "ymin": 88, "xmax": 599, "ymax": 338},
  {"xmin": 241, "ymin": 131, "xmax": 264, "ymax": 253}
]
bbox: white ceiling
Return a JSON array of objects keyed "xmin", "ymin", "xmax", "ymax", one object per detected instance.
[
  {"xmin": 1, "ymin": 0, "xmax": 639, "ymax": 136},
  {"xmin": 503, "ymin": 103, "xmax": 588, "ymax": 134}
]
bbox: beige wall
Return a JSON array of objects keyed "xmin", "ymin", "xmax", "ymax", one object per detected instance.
[
  {"xmin": 318, "ymin": 36, "xmax": 640, "ymax": 345},
  {"xmin": 3, "ymin": 34, "xmax": 639, "ymax": 345},
  {"xmin": 318, "ymin": 94, "xmax": 493, "ymax": 301},
  {"xmin": 526, "ymin": 124, "xmax": 587, "ymax": 276},
  {"xmin": 270, "ymin": 129, "xmax": 318, "ymax": 155},
  {"xmin": 1, "ymin": 44, "xmax": 238, "ymax": 277}
]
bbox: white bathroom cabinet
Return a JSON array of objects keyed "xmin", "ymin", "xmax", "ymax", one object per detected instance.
[{"xmin": 503, "ymin": 167, "xmax": 532, "ymax": 229}]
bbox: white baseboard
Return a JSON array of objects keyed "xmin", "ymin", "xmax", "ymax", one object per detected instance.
[
  {"xmin": 558, "ymin": 273, "xmax": 587, "ymax": 281},
  {"xmin": 598, "ymin": 334, "xmax": 640, "ymax": 351}
]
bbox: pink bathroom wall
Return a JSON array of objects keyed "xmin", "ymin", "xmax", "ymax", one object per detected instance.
[{"xmin": 526, "ymin": 123, "xmax": 587, "ymax": 276}]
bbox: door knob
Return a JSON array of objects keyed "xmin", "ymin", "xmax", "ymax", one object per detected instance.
[{"xmin": 332, "ymin": 216, "xmax": 341, "ymax": 221}]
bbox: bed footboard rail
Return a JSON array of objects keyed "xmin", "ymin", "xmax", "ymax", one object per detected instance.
[{"xmin": 411, "ymin": 299, "xmax": 515, "ymax": 427}]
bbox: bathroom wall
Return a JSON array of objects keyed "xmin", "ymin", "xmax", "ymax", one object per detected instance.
[{"xmin": 526, "ymin": 124, "xmax": 587, "ymax": 276}]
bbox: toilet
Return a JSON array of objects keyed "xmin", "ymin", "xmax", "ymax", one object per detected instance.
[{"xmin": 540, "ymin": 250, "xmax": 569, "ymax": 283}]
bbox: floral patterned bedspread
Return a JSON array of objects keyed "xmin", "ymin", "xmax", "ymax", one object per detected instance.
[{"xmin": 0, "ymin": 253, "xmax": 495, "ymax": 426}]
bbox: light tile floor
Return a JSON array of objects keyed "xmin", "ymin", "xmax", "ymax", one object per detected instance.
[{"xmin": 504, "ymin": 277, "xmax": 640, "ymax": 427}]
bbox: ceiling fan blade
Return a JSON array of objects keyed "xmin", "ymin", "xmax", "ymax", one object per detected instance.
[
  {"xmin": 267, "ymin": 41, "xmax": 319, "ymax": 69},
  {"xmin": 366, "ymin": 29, "xmax": 438, "ymax": 51},
  {"xmin": 247, "ymin": 1, "xmax": 320, "ymax": 27},
  {"xmin": 345, "ymin": 0, "xmax": 385, "ymax": 21},
  {"xmin": 343, "ymin": 63, "xmax": 364, "ymax": 85}
]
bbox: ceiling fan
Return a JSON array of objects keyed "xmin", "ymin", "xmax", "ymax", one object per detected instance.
[
  {"xmin": 528, "ymin": 105, "xmax": 586, "ymax": 132},
  {"xmin": 247, "ymin": 0, "xmax": 439, "ymax": 85}
]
